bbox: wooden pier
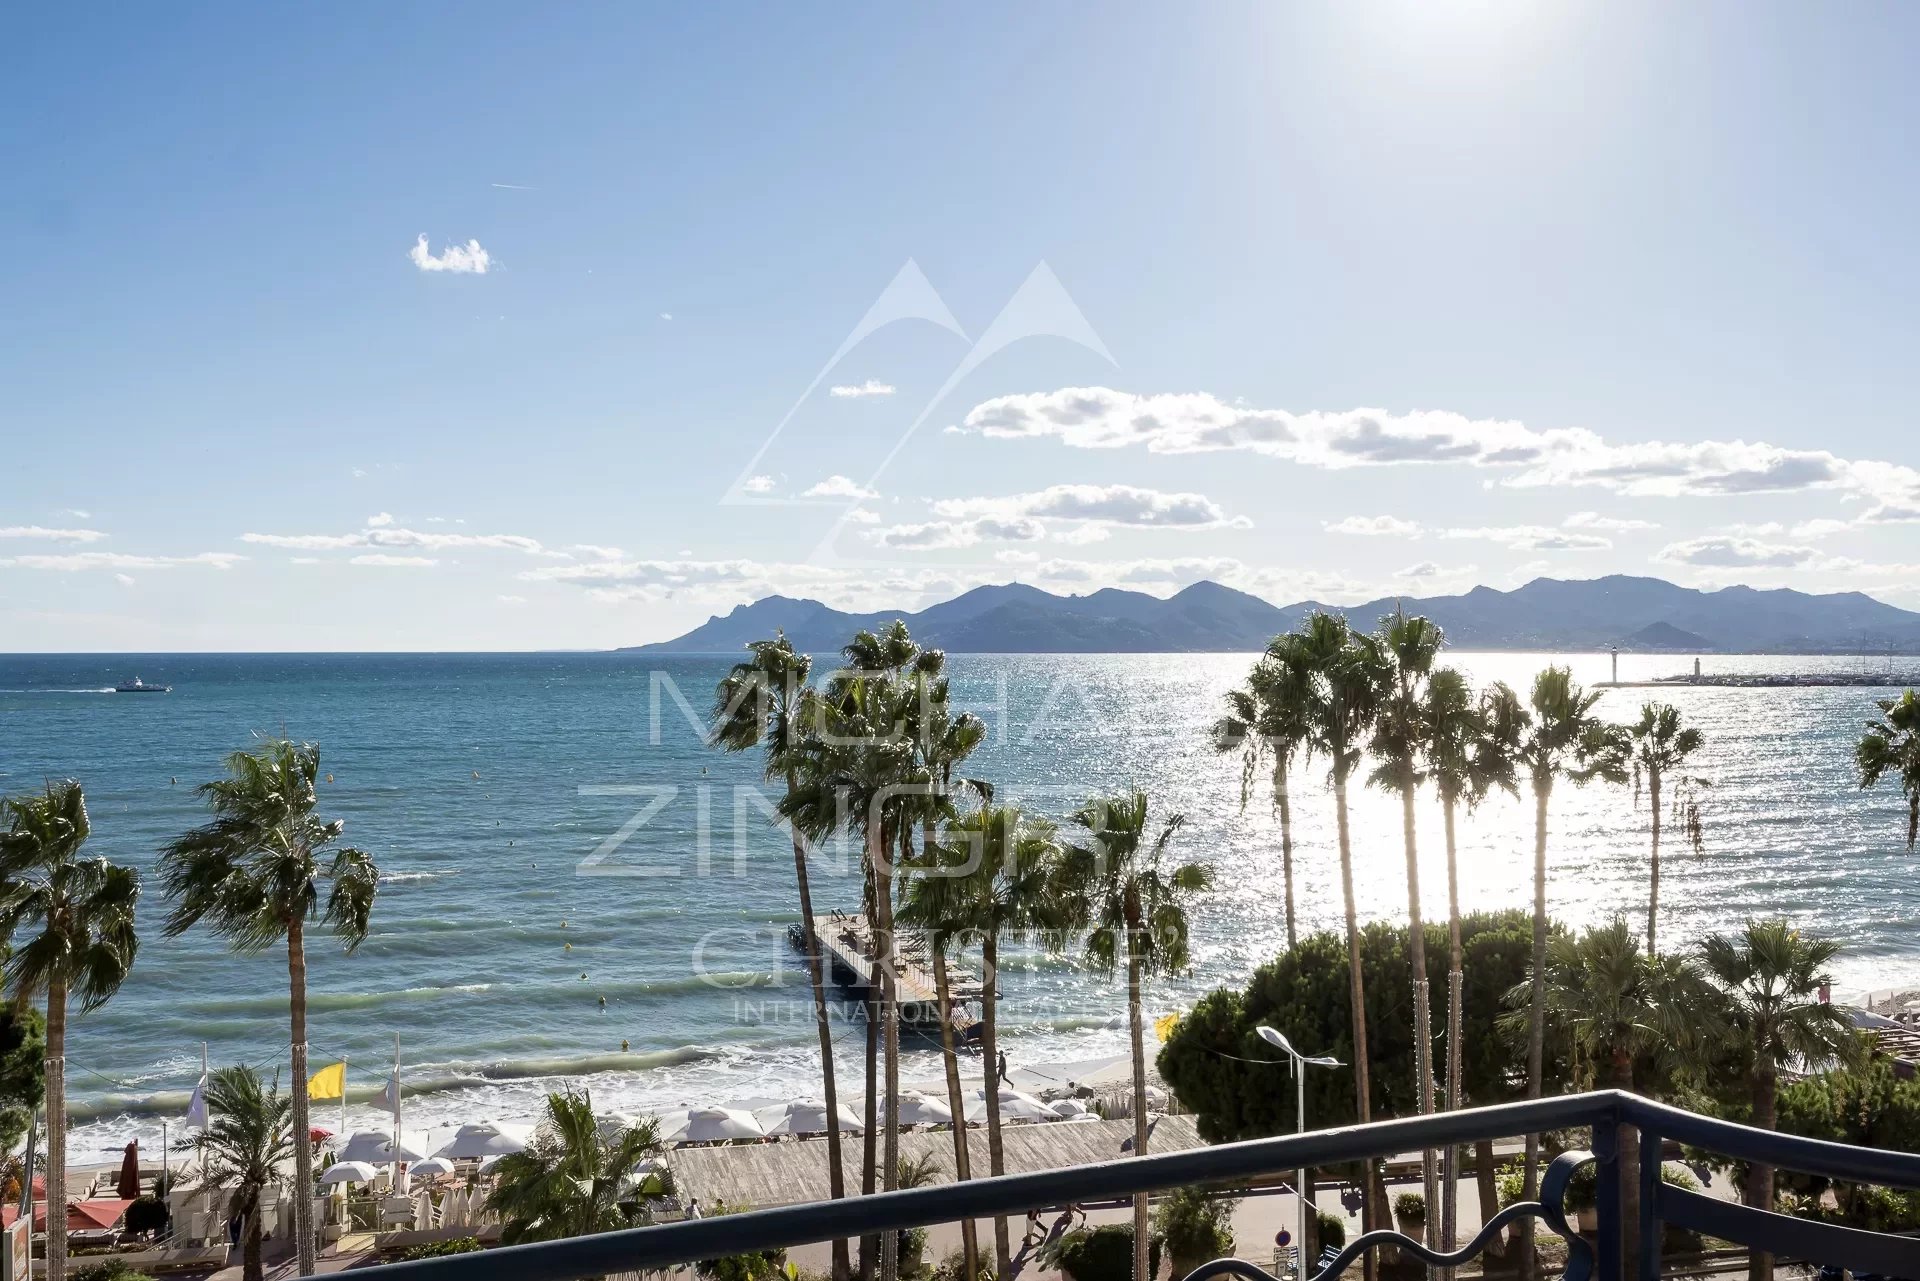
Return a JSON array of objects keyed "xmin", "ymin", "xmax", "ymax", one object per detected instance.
[{"xmin": 793, "ymin": 912, "xmax": 981, "ymax": 1037}]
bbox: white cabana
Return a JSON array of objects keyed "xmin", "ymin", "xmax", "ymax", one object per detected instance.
[
  {"xmin": 409, "ymin": 1156, "xmax": 456, "ymax": 1179},
  {"xmin": 896, "ymin": 1092, "xmax": 955, "ymax": 1127},
  {"xmin": 680, "ymin": 1107, "xmax": 766, "ymax": 1143},
  {"xmin": 338, "ymin": 1129, "xmax": 436, "ymax": 1164},
  {"xmin": 756, "ymin": 1099, "xmax": 864, "ymax": 1137},
  {"xmin": 433, "ymin": 1121, "xmax": 534, "ymax": 1160},
  {"xmin": 317, "ymin": 1161, "xmax": 380, "ymax": 1186},
  {"xmin": 964, "ymin": 1087, "xmax": 1056, "ymax": 1124}
]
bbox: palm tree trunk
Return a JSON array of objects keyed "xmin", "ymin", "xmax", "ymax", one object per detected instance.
[
  {"xmin": 1276, "ymin": 761, "xmax": 1298, "ymax": 952},
  {"xmin": 1123, "ymin": 936, "xmax": 1152, "ymax": 1281},
  {"xmin": 1646, "ymin": 769, "xmax": 1663, "ymax": 957},
  {"xmin": 932, "ymin": 947, "xmax": 979, "ymax": 1281},
  {"xmin": 872, "ymin": 823, "xmax": 901, "ymax": 1281},
  {"xmin": 44, "ymin": 976, "xmax": 66, "ymax": 1281},
  {"xmin": 1746, "ymin": 1069, "xmax": 1778, "ymax": 1281},
  {"xmin": 1473, "ymin": 1140, "xmax": 1502, "ymax": 1259},
  {"xmin": 1400, "ymin": 780, "xmax": 1439, "ymax": 1268},
  {"xmin": 244, "ymin": 1196, "xmax": 265, "ymax": 1281},
  {"xmin": 789, "ymin": 770, "xmax": 852, "ymax": 1281},
  {"xmin": 1611, "ymin": 1050, "xmax": 1641, "ymax": 1270},
  {"xmin": 981, "ymin": 935, "xmax": 1011, "ymax": 1279},
  {"xmin": 1332, "ymin": 770, "xmax": 1378, "ymax": 1281},
  {"xmin": 860, "ymin": 990, "xmax": 879, "ymax": 1281},
  {"xmin": 1520, "ymin": 780, "xmax": 1551, "ymax": 1281},
  {"xmin": 289, "ymin": 917, "xmax": 316, "ymax": 1277},
  {"xmin": 1441, "ymin": 798, "xmax": 1467, "ymax": 1269}
]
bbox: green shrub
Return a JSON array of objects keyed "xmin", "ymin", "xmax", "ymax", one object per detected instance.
[
  {"xmin": 897, "ymin": 1225, "xmax": 929, "ymax": 1277},
  {"xmin": 1051, "ymin": 1224, "xmax": 1163, "ymax": 1281},
  {"xmin": 1393, "ymin": 1191, "xmax": 1426, "ymax": 1223},
  {"xmin": 71, "ymin": 1263, "xmax": 156, "ymax": 1281},
  {"xmin": 695, "ymin": 1203, "xmax": 788, "ymax": 1281},
  {"xmin": 122, "ymin": 1195, "xmax": 168, "ymax": 1239},
  {"xmin": 1316, "ymin": 1210, "xmax": 1346, "ymax": 1249},
  {"xmin": 1154, "ymin": 1186, "xmax": 1236, "ymax": 1271},
  {"xmin": 1498, "ymin": 1158, "xmax": 1700, "ymax": 1213},
  {"xmin": 400, "ymin": 1237, "xmax": 483, "ymax": 1261},
  {"xmin": 930, "ymin": 1250, "xmax": 995, "ymax": 1281}
]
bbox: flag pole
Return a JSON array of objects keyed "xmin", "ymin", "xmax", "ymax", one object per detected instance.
[{"xmin": 340, "ymin": 1056, "xmax": 348, "ymax": 1141}]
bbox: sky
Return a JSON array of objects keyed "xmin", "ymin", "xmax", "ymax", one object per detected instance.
[{"xmin": 5, "ymin": 1, "xmax": 1920, "ymax": 651}]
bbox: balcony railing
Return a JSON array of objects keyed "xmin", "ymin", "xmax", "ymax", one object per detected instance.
[{"xmin": 350, "ymin": 1090, "xmax": 1920, "ymax": 1281}]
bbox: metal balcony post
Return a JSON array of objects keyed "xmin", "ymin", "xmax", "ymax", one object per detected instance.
[
  {"xmin": 1592, "ymin": 1113, "xmax": 1620, "ymax": 1281},
  {"xmin": 1636, "ymin": 1120, "xmax": 1662, "ymax": 1281}
]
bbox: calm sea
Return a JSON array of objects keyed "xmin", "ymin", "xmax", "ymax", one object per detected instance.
[{"xmin": 2, "ymin": 649, "xmax": 1916, "ymax": 1162}]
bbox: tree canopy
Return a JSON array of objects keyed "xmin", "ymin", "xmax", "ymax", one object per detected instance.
[{"xmin": 1157, "ymin": 909, "xmax": 1569, "ymax": 1142}]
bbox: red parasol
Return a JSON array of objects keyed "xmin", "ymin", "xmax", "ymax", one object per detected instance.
[{"xmin": 116, "ymin": 1141, "xmax": 140, "ymax": 1200}]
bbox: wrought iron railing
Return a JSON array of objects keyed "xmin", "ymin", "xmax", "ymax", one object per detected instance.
[{"xmin": 349, "ymin": 1090, "xmax": 1920, "ymax": 1281}]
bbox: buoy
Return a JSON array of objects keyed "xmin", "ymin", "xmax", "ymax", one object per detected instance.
[
  {"xmin": 564, "ymin": 942, "xmax": 572, "ymax": 951},
  {"xmin": 621, "ymin": 1039, "xmax": 630, "ymax": 1053}
]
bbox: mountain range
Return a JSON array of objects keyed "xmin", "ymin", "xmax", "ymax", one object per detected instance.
[{"xmin": 625, "ymin": 575, "xmax": 1920, "ymax": 655}]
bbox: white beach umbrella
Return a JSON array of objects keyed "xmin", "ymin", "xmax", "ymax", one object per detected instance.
[
  {"xmin": 650, "ymin": 1111, "xmax": 693, "ymax": 1145},
  {"xmin": 338, "ymin": 1129, "xmax": 435, "ymax": 1163},
  {"xmin": 964, "ymin": 1087, "xmax": 1055, "ymax": 1124},
  {"xmin": 442, "ymin": 1186, "xmax": 469, "ymax": 1229},
  {"xmin": 433, "ymin": 1120, "xmax": 534, "ymax": 1159},
  {"xmin": 757, "ymin": 1098, "xmax": 864, "ymax": 1136},
  {"xmin": 476, "ymin": 1153, "xmax": 507, "ymax": 1175},
  {"xmin": 896, "ymin": 1093, "xmax": 955, "ymax": 1127},
  {"xmin": 317, "ymin": 1160, "xmax": 380, "ymax": 1186},
  {"xmin": 409, "ymin": 1156, "xmax": 456, "ymax": 1179},
  {"xmin": 680, "ymin": 1107, "xmax": 766, "ymax": 1142},
  {"xmin": 1049, "ymin": 1098, "xmax": 1089, "ymax": 1118},
  {"xmin": 412, "ymin": 1188, "xmax": 434, "ymax": 1230}
]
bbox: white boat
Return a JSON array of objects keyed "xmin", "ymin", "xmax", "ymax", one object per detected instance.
[{"xmin": 114, "ymin": 677, "xmax": 170, "ymax": 693}]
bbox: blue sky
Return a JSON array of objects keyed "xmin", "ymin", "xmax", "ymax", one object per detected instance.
[{"xmin": 6, "ymin": 2, "xmax": 1920, "ymax": 650}]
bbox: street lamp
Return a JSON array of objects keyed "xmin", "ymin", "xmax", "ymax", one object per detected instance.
[{"xmin": 1257, "ymin": 1026, "xmax": 1343, "ymax": 1280}]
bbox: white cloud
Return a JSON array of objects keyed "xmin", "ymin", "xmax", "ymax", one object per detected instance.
[
  {"xmin": 57, "ymin": 509, "xmax": 91, "ymax": 519},
  {"xmin": 367, "ymin": 512, "xmax": 395, "ymax": 528},
  {"xmin": 0, "ymin": 551, "xmax": 243, "ymax": 571},
  {"xmin": 659, "ymin": 312, "xmax": 673, "ymax": 321},
  {"xmin": 830, "ymin": 380, "xmax": 897, "ymax": 399},
  {"xmin": 567, "ymin": 543, "xmax": 625, "ymax": 560},
  {"xmin": 1053, "ymin": 523, "xmax": 1112, "ymax": 545},
  {"xmin": 953, "ymin": 386, "xmax": 1920, "ymax": 507},
  {"xmin": 241, "ymin": 525, "xmax": 552, "ymax": 555},
  {"xmin": 1325, "ymin": 515, "xmax": 1422, "ymax": 537},
  {"xmin": 931, "ymin": 483, "xmax": 1245, "ymax": 530},
  {"xmin": 1443, "ymin": 525, "xmax": 1612, "ymax": 551},
  {"xmin": 113, "ymin": 573, "xmax": 135, "ymax": 587},
  {"xmin": 843, "ymin": 508, "xmax": 882, "ymax": 525},
  {"xmin": 803, "ymin": 475, "xmax": 880, "ymax": 500},
  {"xmin": 870, "ymin": 517, "xmax": 1047, "ymax": 550},
  {"xmin": 350, "ymin": 553, "xmax": 438, "ymax": 567},
  {"xmin": 291, "ymin": 557, "xmax": 322, "ymax": 565},
  {"xmin": 1, "ymin": 525, "xmax": 108, "ymax": 542},
  {"xmin": 1563, "ymin": 511, "xmax": 1659, "ymax": 532},
  {"xmin": 497, "ymin": 594, "xmax": 528, "ymax": 605},
  {"xmin": 410, "ymin": 235, "xmax": 492, "ymax": 275},
  {"xmin": 1399, "ymin": 561, "xmax": 1442, "ymax": 578},
  {"xmin": 743, "ymin": 474, "xmax": 778, "ymax": 494},
  {"xmin": 1653, "ymin": 536, "xmax": 1820, "ymax": 569}
]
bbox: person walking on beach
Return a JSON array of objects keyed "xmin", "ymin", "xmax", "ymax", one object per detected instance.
[
  {"xmin": 996, "ymin": 1049, "xmax": 1008, "ymax": 1085},
  {"xmin": 1024, "ymin": 1208, "xmax": 1045, "ymax": 1247},
  {"xmin": 687, "ymin": 1198, "xmax": 702, "ymax": 1220}
]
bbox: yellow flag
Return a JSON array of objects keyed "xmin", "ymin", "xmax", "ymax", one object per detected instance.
[
  {"xmin": 1153, "ymin": 1011, "xmax": 1181, "ymax": 1044},
  {"xmin": 308, "ymin": 1061, "xmax": 347, "ymax": 1100}
]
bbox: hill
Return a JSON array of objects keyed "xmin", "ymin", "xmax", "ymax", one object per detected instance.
[{"xmin": 624, "ymin": 574, "xmax": 1920, "ymax": 654}]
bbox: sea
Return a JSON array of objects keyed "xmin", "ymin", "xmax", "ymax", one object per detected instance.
[{"xmin": 3, "ymin": 649, "xmax": 1918, "ymax": 1164}]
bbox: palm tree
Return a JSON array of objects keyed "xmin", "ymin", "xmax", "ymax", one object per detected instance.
[
  {"xmin": 1060, "ymin": 790, "xmax": 1211, "ymax": 1281},
  {"xmin": 0, "ymin": 780, "xmax": 141, "ymax": 1281},
  {"xmin": 1367, "ymin": 608, "xmax": 1445, "ymax": 1253},
  {"xmin": 1512, "ymin": 668, "xmax": 1626, "ymax": 1281},
  {"xmin": 905, "ymin": 804, "xmax": 1059, "ymax": 1278},
  {"xmin": 1627, "ymin": 704, "xmax": 1709, "ymax": 955},
  {"xmin": 1856, "ymin": 688, "xmax": 1920, "ymax": 849},
  {"xmin": 1209, "ymin": 634, "xmax": 1314, "ymax": 951},
  {"xmin": 1296, "ymin": 611, "xmax": 1389, "ymax": 1264},
  {"xmin": 712, "ymin": 633, "xmax": 852, "ymax": 1281},
  {"xmin": 1424, "ymin": 671, "xmax": 1520, "ymax": 1256},
  {"xmin": 486, "ymin": 1089, "xmax": 666, "ymax": 1249},
  {"xmin": 1698, "ymin": 920, "xmax": 1857, "ymax": 1281},
  {"xmin": 157, "ymin": 739, "xmax": 379, "ymax": 1278},
  {"xmin": 1504, "ymin": 919, "xmax": 1710, "ymax": 1265},
  {"xmin": 182, "ymin": 1066, "xmax": 295, "ymax": 1281},
  {"xmin": 783, "ymin": 625, "xmax": 928, "ymax": 1281}
]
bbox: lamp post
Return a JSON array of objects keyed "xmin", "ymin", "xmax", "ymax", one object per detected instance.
[{"xmin": 1258, "ymin": 1026, "xmax": 1343, "ymax": 1280}]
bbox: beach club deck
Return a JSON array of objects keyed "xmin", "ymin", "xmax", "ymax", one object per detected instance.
[{"xmin": 669, "ymin": 1115, "xmax": 1204, "ymax": 1211}]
